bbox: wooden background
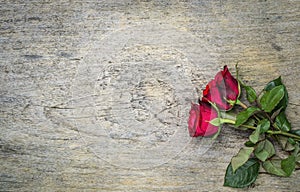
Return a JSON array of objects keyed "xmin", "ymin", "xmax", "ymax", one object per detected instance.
[{"xmin": 1, "ymin": 0, "xmax": 299, "ymax": 191}]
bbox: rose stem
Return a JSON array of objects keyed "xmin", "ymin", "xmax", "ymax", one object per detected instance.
[
  {"xmin": 240, "ymin": 124, "xmax": 300, "ymax": 141},
  {"xmin": 236, "ymin": 99, "xmax": 248, "ymax": 109},
  {"xmin": 224, "ymin": 120, "xmax": 300, "ymax": 141}
]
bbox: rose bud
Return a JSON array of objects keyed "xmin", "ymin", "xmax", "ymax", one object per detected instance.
[
  {"xmin": 188, "ymin": 102, "xmax": 219, "ymax": 137},
  {"xmin": 202, "ymin": 65, "xmax": 240, "ymax": 111}
]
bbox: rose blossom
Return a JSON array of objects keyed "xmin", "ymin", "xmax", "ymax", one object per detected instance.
[
  {"xmin": 202, "ymin": 65, "xmax": 240, "ymax": 111},
  {"xmin": 188, "ymin": 102, "xmax": 219, "ymax": 137}
]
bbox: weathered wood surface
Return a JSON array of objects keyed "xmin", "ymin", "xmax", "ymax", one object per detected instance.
[{"xmin": 1, "ymin": 0, "xmax": 299, "ymax": 191}]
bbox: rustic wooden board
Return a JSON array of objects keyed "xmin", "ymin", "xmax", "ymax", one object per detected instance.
[{"xmin": 1, "ymin": 0, "xmax": 299, "ymax": 191}]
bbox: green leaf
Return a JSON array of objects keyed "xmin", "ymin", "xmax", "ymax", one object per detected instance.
[
  {"xmin": 262, "ymin": 155, "xmax": 296, "ymax": 177},
  {"xmin": 224, "ymin": 158, "xmax": 260, "ymax": 188},
  {"xmin": 231, "ymin": 147, "xmax": 254, "ymax": 173},
  {"xmin": 281, "ymin": 155, "xmax": 296, "ymax": 176},
  {"xmin": 284, "ymin": 138, "xmax": 296, "ymax": 151},
  {"xmin": 244, "ymin": 85, "xmax": 257, "ymax": 103},
  {"xmin": 235, "ymin": 107, "xmax": 261, "ymax": 127},
  {"xmin": 293, "ymin": 144, "xmax": 300, "ymax": 156},
  {"xmin": 248, "ymin": 119, "xmax": 270, "ymax": 144},
  {"xmin": 277, "ymin": 135, "xmax": 295, "ymax": 151},
  {"xmin": 255, "ymin": 150, "xmax": 269, "ymax": 162},
  {"xmin": 245, "ymin": 141, "xmax": 255, "ymax": 147},
  {"xmin": 249, "ymin": 126, "xmax": 261, "ymax": 144},
  {"xmin": 290, "ymin": 129, "xmax": 300, "ymax": 136},
  {"xmin": 271, "ymin": 107, "xmax": 283, "ymax": 121},
  {"xmin": 245, "ymin": 118, "xmax": 256, "ymax": 127},
  {"xmin": 264, "ymin": 76, "xmax": 283, "ymax": 91},
  {"xmin": 277, "ymin": 135, "xmax": 288, "ymax": 149},
  {"xmin": 263, "ymin": 160, "xmax": 287, "ymax": 177},
  {"xmin": 264, "ymin": 76, "xmax": 288, "ymax": 111},
  {"xmin": 288, "ymin": 138, "xmax": 296, "ymax": 145},
  {"xmin": 275, "ymin": 111, "xmax": 291, "ymax": 132},
  {"xmin": 258, "ymin": 119, "xmax": 270, "ymax": 133},
  {"xmin": 285, "ymin": 141, "xmax": 296, "ymax": 151},
  {"xmin": 254, "ymin": 140, "xmax": 275, "ymax": 161},
  {"xmin": 260, "ymin": 85, "xmax": 285, "ymax": 113}
]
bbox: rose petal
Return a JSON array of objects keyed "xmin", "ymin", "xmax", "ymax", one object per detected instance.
[
  {"xmin": 188, "ymin": 102, "xmax": 219, "ymax": 137},
  {"xmin": 202, "ymin": 65, "xmax": 240, "ymax": 110}
]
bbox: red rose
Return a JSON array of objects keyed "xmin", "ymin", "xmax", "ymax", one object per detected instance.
[
  {"xmin": 202, "ymin": 65, "xmax": 240, "ymax": 111},
  {"xmin": 188, "ymin": 102, "xmax": 219, "ymax": 137}
]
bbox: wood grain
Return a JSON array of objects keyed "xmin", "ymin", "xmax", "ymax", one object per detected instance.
[{"xmin": 1, "ymin": 1, "xmax": 299, "ymax": 191}]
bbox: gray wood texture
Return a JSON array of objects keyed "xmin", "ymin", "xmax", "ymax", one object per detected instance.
[{"xmin": 1, "ymin": 0, "xmax": 299, "ymax": 191}]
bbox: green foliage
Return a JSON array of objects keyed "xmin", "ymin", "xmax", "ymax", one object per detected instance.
[
  {"xmin": 254, "ymin": 140, "xmax": 275, "ymax": 161},
  {"xmin": 263, "ymin": 155, "xmax": 296, "ymax": 177},
  {"xmin": 281, "ymin": 155, "xmax": 296, "ymax": 176},
  {"xmin": 249, "ymin": 126, "xmax": 261, "ymax": 144},
  {"xmin": 275, "ymin": 112, "xmax": 291, "ymax": 132},
  {"xmin": 235, "ymin": 106, "xmax": 260, "ymax": 127},
  {"xmin": 231, "ymin": 147, "xmax": 254, "ymax": 173},
  {"xmin": 264, "ymin": 76, "xmax": 288, "ymax": 111},
  {"xmin": 277, "ymin": 136, "xmax": 296, "ymax": 151},
  {"xmin": 262, "ymin": 160, "xmax": 287, "ymax": 177},
  {"xmin": 290, "ymin": 129, "xmax": 300, "ymax": 136},
  {"xmin": 244, "ymin": 85, "xmax": 257, "ymax": 103},
  {"xmin": 244, "ymin": 141, "xmax": 255, "ymax": 147},
  {"xmin": 288, "ymin": 138, "xmax": 296, "ymax": 145},
  {"xmin": 260, "ymin": 85, "xmax": 285, "ymax": 113},
  {"xmin": 224, "ymin": 158, "xmax": 260, "ymax": 188},
  {"xmin": 228, "ymin": 75, "xmax": 298, "ymax": 187},
  {"xmin": 258, "ymin": 119, "xmax": 270, "ymax": 133},
  {"xmin": 244, "ymin": 118, "xmax": 256, "ymax": 127},
  {"xmin": 248, "ymin": 119, "xmax": 269, "ymax": 144}
]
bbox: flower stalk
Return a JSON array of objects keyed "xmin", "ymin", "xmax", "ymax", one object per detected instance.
[
  {"xmin": 224, "ymin": 120, "xmax": 300, "ymax": 141},
  {"xmin": 236, "ymin": 99, "xmax": 248, "ymax": 109}
]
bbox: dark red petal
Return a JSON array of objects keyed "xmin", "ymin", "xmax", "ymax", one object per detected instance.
[
  {"xmin": 199, "ymin": 102, "xmax": 219, "ymax": 136},
  {"xmin": 188, "ymin": 103, "xmax": 201, "ymax": 137},
  {"xmin": 221, "ymin": 65, "xmax": 229, "ymax": 76},
  {"xmin": 202, "ymin": 65, "xmax": 239, "ymax": 111}
]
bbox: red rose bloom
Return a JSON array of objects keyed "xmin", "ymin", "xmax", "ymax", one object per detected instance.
[
  {"xmin": 188, "ymin": 102, "xmax": 219, "ymax": 137},
  {"xmin": 202, "ymin": 65, "xmax": 240, "ymax": 111}
]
